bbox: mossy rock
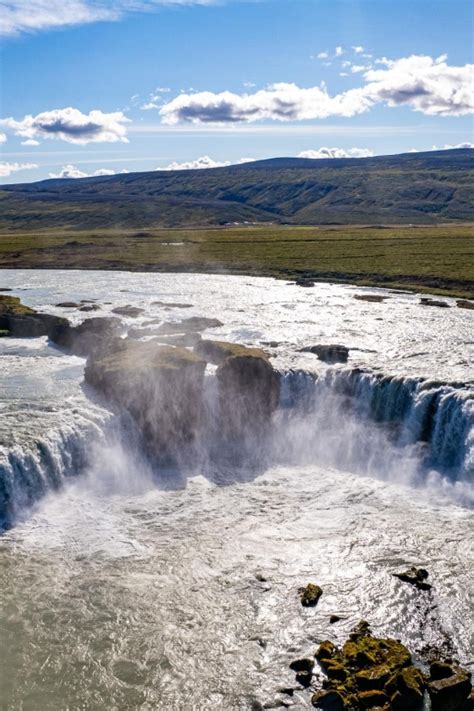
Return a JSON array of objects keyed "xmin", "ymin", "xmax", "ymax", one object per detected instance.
[
  {"xmin": 299, "ymin": 582, "xmax": 323, "ymax": 607},
  {"xmin": 194, "ymin": 339, "xmax": 269, "ymax": 365},
  {"xmin": 0, "ymin": 329, "xmax": 9, "ymax": 337},
  {"xmin": 0, "ymin": 295, "xmax": 35, "ymax": 317}
]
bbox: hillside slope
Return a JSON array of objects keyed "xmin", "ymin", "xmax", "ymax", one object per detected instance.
[{"xmin": 0, "ymin": 149, "xmax": 473, "ymax": 229}]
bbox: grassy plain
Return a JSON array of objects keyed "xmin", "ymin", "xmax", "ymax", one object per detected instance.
[{"xmin": 0, "ymin": 224, "xmax": 473, "ymax": 298}]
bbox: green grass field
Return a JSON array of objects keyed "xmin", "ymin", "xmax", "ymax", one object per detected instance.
[{"xmin": 0, "ymin": 224, "xmax": 473, "ymax": 298}]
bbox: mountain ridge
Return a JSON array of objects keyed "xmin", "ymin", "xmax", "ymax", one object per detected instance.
[{"xmin": 1, "ymin": 148, "xmax": 473, "ymax": 229}]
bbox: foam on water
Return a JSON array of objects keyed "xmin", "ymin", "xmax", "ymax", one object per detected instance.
[{"xmin": 0, "ymin": 269, "xmax": 473, "ymax": 709}]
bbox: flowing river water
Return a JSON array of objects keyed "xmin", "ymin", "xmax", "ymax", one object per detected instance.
[{"xmin": 0, "ymin": 270, "xmax": 473, "ymax": 710}]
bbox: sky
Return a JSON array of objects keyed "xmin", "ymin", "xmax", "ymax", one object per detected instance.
[{"xmin": 0, "ymin": 0, "xmax": 473, "ymax": 182}]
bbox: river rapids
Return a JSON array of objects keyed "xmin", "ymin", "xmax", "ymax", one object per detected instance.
[{"xmin": 0, "ymin": 270, "xmax": 472, "ymax": 710}]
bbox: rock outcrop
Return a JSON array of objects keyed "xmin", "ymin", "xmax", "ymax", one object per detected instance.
[
  {"xmin": 50, "ymin": 316, "xmax": 123, "ymax": 357},
  {"xmin": 299, "ymin": 583, "xmax": 323, "ymax": 607},
  {"xmin": 84, "ymin": 341, "xmax": 207, "ymax": 464},
  {"xmin": 312, "ymin": 621, "xmax": 421, "ymax": 709},
  {"xmin": 354, "ymin": 294, "xmax": 387, "ymax": 303},
  {"xmin": 0, "ymin": 295, "xmax": 68, "ymax": 339},
  {"xmin": 300, "ymin": 345, "xmax": 349, "ymax": 364},
  {"xmin": 195, "ymin": 340, "xmax": 280, "ymax": 448},
  {"xmin": 156, "ymin": 317, "xmax": 223, "ymax": 334},
  {"xmin": 393, "ymin": 566, "xmax": 432, "ymax": 591}
]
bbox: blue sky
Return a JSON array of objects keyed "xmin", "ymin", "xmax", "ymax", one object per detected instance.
[{"xmin": 0, "ymin": 0, "xmax": 473, "ymax": 182}]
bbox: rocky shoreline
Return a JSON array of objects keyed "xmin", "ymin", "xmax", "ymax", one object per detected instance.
[{"xmin": 279, "ymin": 576, "xmax": 473, "ymax": 711}]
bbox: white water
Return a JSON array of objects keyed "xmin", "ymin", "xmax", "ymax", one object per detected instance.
[{"xmin": 0, "ymin": 270, "xmax": 473, "ymax": 709}]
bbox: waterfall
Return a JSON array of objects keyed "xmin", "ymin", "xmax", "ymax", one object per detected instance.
[
  {"xmin": 0, "ymin": 411, "xmax": 111, "ymax": 528},
  {"xmin": 279, "ymin": 368, "xmax": 474, "ymax": 490}
]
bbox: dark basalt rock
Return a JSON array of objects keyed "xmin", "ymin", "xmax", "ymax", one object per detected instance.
[
  {"xmin": 393, "ymin": 566, "xmax": 432, "ymax": 591},
  {"xmin": 312, "ymin": 621, "xmax": 421, "ymax": 710},
  {"xmin": 457, "ymin": 299, "xmax": 474, "ymax": 310},
  {"xmin": 300, "ymin": 345, "xmax": 349, "ymax": 364},
  {"xmin": 420, "ymin": 297, "xmax": 450, "ymax": 308},
  {"xmin": 50, "ymin": 316, "xmax": 123, "ymax": 357},
  {"xmin": 290, "ymin": 658, "xmax": 315, "ymax": 673},
  {"xmin": 156, "ymin": 316, "xmax": 223, "ymax": 334},
  {"xmin": 354, "ymin": 294, "xmax": 387, "ymax": 303},
  {"xmin": 152, "ymin": 301, "xmax": 193, "ymax": 309},
  {"xmin": 111, "ymin": 305, "xmax": 144, "ymax": 317},
  {"xmin": 295, "ymin": 279, "xmax": 315, "ymax": 287},
  {"xmin": 427, "ymin": 667, "xmax": 472, "ymax": 711},
  {"xmin": 0, "ymin": 295, "xmax": 68, "ymax": 339},
  {"xmin": 56, "ymin": 302, "xmax": 79, "ymax": 308},
  {"xmin": 84, "ymin": 341, "xmax": 207, "ymax": 465},
  {"xmin": 330, "ymin": 615, "xmax": 342, "ymax": 624},
  {"xmin": 299, "ymin": 583, "xmax": 323, "ymax": 607},
  {"xmin": 215, "ymin": 348, "xmax": 280, "ymax": 445},
  {"xmin": 79, "ymin": 304, "xmax": 101, "ymax": 312},
  {"xmin": 195, "ymin": 339, "xmax": 269, "ymax": 365}
]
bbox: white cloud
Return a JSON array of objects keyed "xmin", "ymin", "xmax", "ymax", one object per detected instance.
[
  {"xmin": 0, "ymin": 0, "xmax": 226, "ymax": 36},
  {"xmin": 361, "ymin": 54, "xmax": 473, "ymax": 116},
  {"xmin": 298, "ymin": 147, "xmax": 374, "ymax": 159},
  {"xmin": 442, "ymin": 142, "xmax": 474, "ymax": 149},
  {"xmin": 159, "ymin": 54, "xmax": 473, "ymax": 124},
  {"xmin": 353, "ymin": 46, "xmax": 364, "ymax": 54},
  {"xmin": 161, "ymin": 155, "xmax": 254, "ymax": 170},
  {"xmin": 335, "ymin": 46, "xmax": 344, "ymax": 57},
  {"xmin": 0, "ymin": 161, "xmax": 38, "ymax": 178},
  {"xmin": 1, "ymin": 107, "xmax": 130, "ymax": 144},
  {"xmin": 351, "ymin": 64, "xmax": 369, "ymax": 73},
  {"xmin": 0, "ymin": 132, "xmax": 6, "ymax": 143},
  {"xmin": 49, "ymin": 164, "xmax": 116, "ymax": 178},
  {"xmin": 316, "ymin": 51, "xmax": 328, "ymax": 60},
  {"xmin": 21, "ymin": 138, "xmax": 40, "ymax": 145}
]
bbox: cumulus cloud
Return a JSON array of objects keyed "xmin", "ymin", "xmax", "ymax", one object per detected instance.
[
  {"xmin": 316, "ymin": 51, "xmax": 329, "ymax": 60},
  {"xmin": 21, "ymin": 138, "xmax": 40, "ymax": 146},
  {"xmin": 362, "ymin": 54, "xmax": 473, "ymax": 116},
  {"xmin": 298, "ymin": 147, "xmax": 374, "ymax": 159},
  {"xmin": 0, "ymin": 132, "xmax": 6, "ymax": 143},
  {"xmin": 159, "ymin": 54, "xmax": 473, "ymax": 124},
  {"xmin": 1, "ymin": 107, "xmax": 130, "ymax": 144},
  {"xmin": 49, "ymin": 164, "xmax": 116, "ymax": 178},
  {"xmin": 159, "ymin": 83, "xmax": 372, "ymax": 124},
  {"xmin": 353, "ymin": 46, "xmax": 364, "ymax": 54},
  {"xmin": 0, "ymin": 161, "xmax": 38, "ymax": 178},
  {"xmin": 161, "ymin": 155, "xmax": 254, "ymax": 170}
]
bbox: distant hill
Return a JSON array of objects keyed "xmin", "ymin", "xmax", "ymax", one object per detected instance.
[{"xmin": 1, "ymin": 149, "xmax": 473, "ymax": 229}]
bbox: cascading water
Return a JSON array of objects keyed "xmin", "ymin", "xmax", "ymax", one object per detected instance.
[
  {"xmin": 278, "ymin": 368, "xmax": 473, "ymax": 505},
  {"xmin": 0, "ymin": 410, "xmax": 113, "ymax": 528}
]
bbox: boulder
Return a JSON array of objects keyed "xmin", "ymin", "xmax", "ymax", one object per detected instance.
[
  {"xmin": 300, "ymin": 345, "xmax": 349, "ymax": 364},
  {"xmin": 428, "ymin": 669, "xmax": 472, "ymax": 711},
  {"xmin": 215, "ymin": 346, "xmax": 280, "ymax": 445},
  {"xmin": 79, "ymin": 304, "xmax": 101, "ymax": 312},
  {"xmin": 152, "ymin": 301, "xmax": 193, "ymax": 309},
  {"xmin": 56, "ymin": 302, "xmax": 79, "ymax": 308},
  {"xmin": 299, "ymin": 583, "xmax": 323, "ymax": 607},
  {"xmin": 111, "ymin": 305, "xmax": 144, "ymax": 317},
  {"xmin": 354, "ymin": 294, "xmax": 386, "ymax": 303},
  {"xmin": 295, "ymin": 279, "xmax": 315, "ymax": 288},
  {"xmin": 156, "ymin": 317, "xmax": 223, "ymax": 334},
  {"xmin": 313, "ymin": 621, "xmax": 418, "ymax": 710},
  {"xmin": 393, "ymin": 566, "xmax": 432, "ymax": 591},
  {"xmin": 0, "ymin": 295, "xmax": 68, "ymax": 339},
  {"xmin": 457, "ymin": 300, "xmax": 474, "ymax": 310},
  {"xmin": 50, "ymin": 316, "xmax": 123, "ymax": 357},
  {"xmin": 311, "ymin": 690, "xmax": 345, "ymax": 710},
  {"xmin": 420, "ymin": 298, "xmax": 450, "ymax": 308},
  {"xmin": 84, "ymin": 341, "xmax": 206, "ymax": 465},
  {"xmin": 195, "ymin": 339, "xmax": 269, "ymax": 365}
]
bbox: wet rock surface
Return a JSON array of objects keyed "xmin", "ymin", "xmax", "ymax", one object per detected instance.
[
  {"xmin": 393, "ymin": 567, "xmax": 432, "ymax": 591},
  {"xmin": 111, "ymin": 305, "xmax": 144, "ymax": 317},
  {"xmin": 353, "ymin": 294, "xmax": 387, "ymax": 303},
  {"xmin": 156, "ymin": 316, "xmax": 223, "ymax": 334},
  {"xmin": 299, "ymin": 583, "xmax": 323, "ymax": 607},
  {"xmin": 50, "ymin": 316, "xmax": 123, "ymax": 357},
  {"xmin": 300, "ymin": 344, "xmax": 350, "ymax": 364},
  {"xmin": 420, "ymin": 297, "xmax": 450, "ymax": 308},
  {"xmin": 0, "ymin": 295, "xmax": 68, "ymax": 339},
  {"xmin": 456, "ymin": 299, "xmax": 474, "ymax": 310},
  {"xmin": 84, "ymin": 341, "xmax": 207, "ymax": 464}
]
